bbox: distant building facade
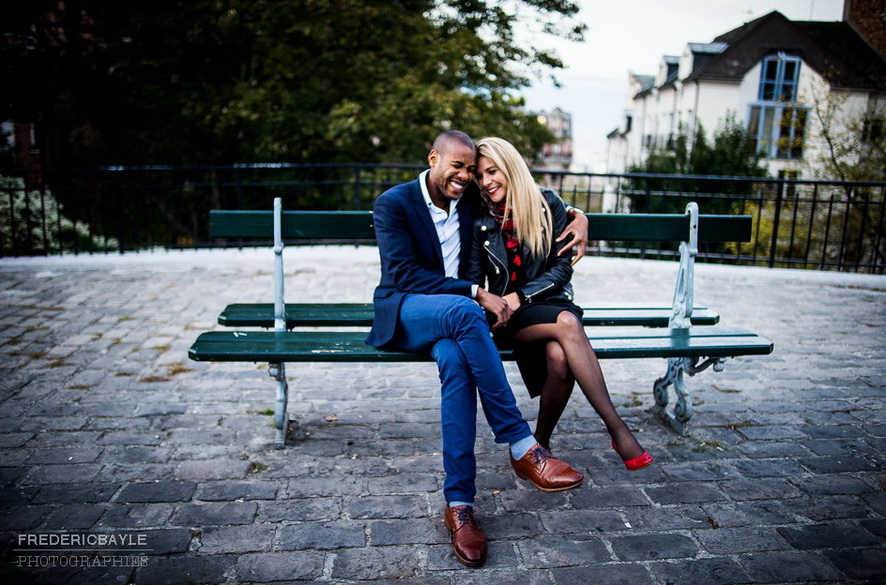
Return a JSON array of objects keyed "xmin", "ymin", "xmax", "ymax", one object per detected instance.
[
  {"xmin": 534, "ymin": 107, "xmax": 587, "ymax": 197},
  {"xmin": 536, "ymin": 107, "xmax": 574, "ymax": 172},
  {"xmin": 606, "ymin": 1, "xmax": 886, "ymax": 179}
]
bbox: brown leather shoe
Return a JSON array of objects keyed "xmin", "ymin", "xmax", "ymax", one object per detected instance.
[
  {"xmin": 443, "ymin": 504, "xmax": 487, "ymax": 567},
  {"xmin": 511, "ymin": 443, "xmax": 584, "ymax": 492}
]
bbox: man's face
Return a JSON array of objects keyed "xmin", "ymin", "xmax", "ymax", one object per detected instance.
[{"xmin": 427, "ymin": 141, "xmax": 476, "ymax": 205}]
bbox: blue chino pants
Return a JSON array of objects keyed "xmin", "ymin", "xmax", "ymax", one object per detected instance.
[{"xmin": 391, "ymin": 293, "xmax": 532, "ymax": 504}]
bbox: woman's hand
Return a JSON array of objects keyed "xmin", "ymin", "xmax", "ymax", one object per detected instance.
[
  {"xmin": 556, "ymin": 208, "xmax": 589, "ymax": 266},
  {"xmin": 503, "ymin": 292, "xmax": 521, "ymax": 313}
]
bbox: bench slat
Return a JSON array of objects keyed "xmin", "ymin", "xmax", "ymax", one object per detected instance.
[
  {"xmin": 209, "ymin": 210, "xmax": 752, "ymax": 243},
  {"xmin": 211, "ymin": 210, "xmax": 376, "ymax": 239},
  {"xmin": 217, "ymin": 303, "xmax": 721, "ymax": 328},
  {"xmin": 189, "ymin": 328, "xmax": 773, "ymax": 363}
]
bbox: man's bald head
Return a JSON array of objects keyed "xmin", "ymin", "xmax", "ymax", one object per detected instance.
[{"xmin": 432, "ymin": 130, "xmax": 475, "ymax": 157}]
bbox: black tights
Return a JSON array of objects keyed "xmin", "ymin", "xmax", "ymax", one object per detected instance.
[{"xmin": 513, "ymin": 311, "xmax": 645, "ymax": 460}]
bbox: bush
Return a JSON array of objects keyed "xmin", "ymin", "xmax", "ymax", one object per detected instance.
[{"xmin": 0, "ymin": 176, "xmax": 119, "ymax": 254}]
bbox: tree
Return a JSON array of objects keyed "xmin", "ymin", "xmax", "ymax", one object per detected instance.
[
  {"xmin": 1, "ymin": 1, "xmax": 585, "ymax": 247},
  {"xmin": 2, "ymin": 0, "xmax": 585, "ymax": 167},
  {"xmin": 619, "ymin": 116, "xmax": 769, "ymax": 260},
  {"xmin": 626, "ymin": 115, "xmax": 769, "ymax": 215},
  {"xmin": 0, "ymin": 1, "xmax": 136, "ymax": 167},
  {"xmin": 805, "ymin": 77, "xmax": 886, "ymax": 183},
  {"xmin": 798, "ymin": 77, "xmax": 886, "ymax": 269}
]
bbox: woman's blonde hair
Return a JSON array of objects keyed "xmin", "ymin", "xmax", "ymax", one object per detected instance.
[{"xmin": 476, "ymin": 137, "xmax": 552, "ymax": 258}]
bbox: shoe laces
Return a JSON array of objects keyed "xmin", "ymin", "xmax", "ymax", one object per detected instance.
[
  {"xmin": 454, "ymin": 506, "xmax": 478, "ymax": 529},
  {"xmin": 530, "ymin": 445, "xmax": 553, "ymax": 465}
]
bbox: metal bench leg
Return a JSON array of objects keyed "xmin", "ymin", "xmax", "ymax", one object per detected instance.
[
  {"xmin": 270, "ymin": 198, "xmax": 289, "ymax": 449},
  {"xmin": 269, "ymin": 362, "xmax": 288, "ymax": 449},
  {"xmin": 653, "ymin": 356, "xmax": 727, "ymax": 434}
]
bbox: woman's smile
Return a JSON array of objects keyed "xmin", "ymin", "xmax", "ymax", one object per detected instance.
[{"xmin": 476, "ymin": 155, "xmax": 508, "ymax": 202}]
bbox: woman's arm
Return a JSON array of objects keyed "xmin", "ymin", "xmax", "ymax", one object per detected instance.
[{"xmin": 515, "ymin": 189, "xmax": 575, "ymax": 304}]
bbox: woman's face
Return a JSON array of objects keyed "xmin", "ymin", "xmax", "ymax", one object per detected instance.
[{"xmin": 475, "ymin": 156, "xmax": 508, "ymax": 204}]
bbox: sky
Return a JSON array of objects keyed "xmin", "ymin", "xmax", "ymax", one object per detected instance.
[{"xmin": 520, "ymin": 0, "xmax": 846, "ymax": 172}]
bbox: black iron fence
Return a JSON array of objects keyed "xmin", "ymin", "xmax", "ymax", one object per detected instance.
[{"xmin": 1, "ymin": 164, "xmax": 884, "ymax": 273}]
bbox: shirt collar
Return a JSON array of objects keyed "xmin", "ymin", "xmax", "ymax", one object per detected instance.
[{"xmin": 419, "ymin": 170, "xmax": 460, "ymax": 214}]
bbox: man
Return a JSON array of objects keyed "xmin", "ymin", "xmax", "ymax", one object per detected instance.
[{"xmin": 366, "ymin": 130, "xmax": 588, "ymax": 568}]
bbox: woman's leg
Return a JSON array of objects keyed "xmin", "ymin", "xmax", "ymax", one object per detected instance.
[
  {"xmin": 512, "ymin": 311, "xmax": 647, "ymax": 460},
  {"xmin": 534, "ymin": 341, "xmax": 574, "ymax": 451}
]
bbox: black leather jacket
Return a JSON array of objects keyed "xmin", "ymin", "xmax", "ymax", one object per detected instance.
[{"xmin": 467, "ymin": 188, "xmax": 575, "ymax": 305}]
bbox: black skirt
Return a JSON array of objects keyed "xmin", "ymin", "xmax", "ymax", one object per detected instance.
[{"xmin": 494, "ymin": 298, "xmax": 583, "ymax": 398}]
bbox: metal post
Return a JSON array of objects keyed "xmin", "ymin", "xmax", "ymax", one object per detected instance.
[
  {"xmin": 273, "ymin": 197, "xmax": 286, "ymax": 332},
  {"xmin": 654, "ymin": 202, "xmax": 702, "ymax": 433},
  {"xmin": 768, "ymin": 181, "xmax": 784, "ymax": 268},
  {"xmin": 874, "ymin": 185, "xmax": 886, "ymax": 274},
  {"xmin": 668, "ymin": 202, "xmax": 697, "ymax": 330},
  {"xmin": 270, "ymin": 197, "xmax": 289, "ymax": 448},
  {"xmin": 802, "ymin": 183, "xmax": 819, "ymax": 270},
  {"xmin": 353, "ymin": 167, "xmax": 362, "ymax": 210},
  {"xmin": 855, "ymin": 189, "xmax": 869, "ymax": 273},
  {"xmin": 838, "ymin": 187, "xmax": 853, "ymax": 271}
]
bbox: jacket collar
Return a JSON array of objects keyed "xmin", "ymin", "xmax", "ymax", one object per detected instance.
[{"xmin": 407, "ymin": 175, "xmax": 441, "ymax": 257}]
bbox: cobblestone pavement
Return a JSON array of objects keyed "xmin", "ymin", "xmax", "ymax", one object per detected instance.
[{"xmin": 0, "ymin": 247, "xmax": 885, "ymax": 585}]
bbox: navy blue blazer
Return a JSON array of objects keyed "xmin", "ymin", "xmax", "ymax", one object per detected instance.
[{"xmin": 365, "ymin": 176, "xmax": 478, "ymax": 349}]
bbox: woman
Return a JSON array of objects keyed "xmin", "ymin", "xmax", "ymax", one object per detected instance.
[{"xmin": 467, "ymin": 136, "xmax": 653, "ymax": 471}]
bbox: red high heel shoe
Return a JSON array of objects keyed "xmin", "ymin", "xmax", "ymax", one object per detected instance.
[{"xmin": 611, "ymin": 441, "xmax": 654, "ymax": 471}]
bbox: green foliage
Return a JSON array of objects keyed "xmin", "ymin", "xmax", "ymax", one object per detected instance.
[
  {"xmin": 621, "ymin": 116, "xmax": 770, "ymax": 258},
  {"xmin": 0, "ymin": 176, "xmax": 118, "ymax": 253},
  {"xmin": 805, "ymin": 81, "xmax": 886, "ymax": 183},
  {"xmin": 3, "ymin": 0, "xmax": 584, "ymax": 167},
  {"xmin": 627, "ymin": 116, "xmax": 769, "ymax": 216}
]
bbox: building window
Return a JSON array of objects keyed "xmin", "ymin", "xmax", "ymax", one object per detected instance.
[
  {"xmin": 758, "ymin": 54, "xmax": 800, "ymax": 102},
  {"xmin": 29, "ymin": 123, "xmax": 42, "ymax": 154},
  {"xmin": 0, "ymin": 121, "xmax": 13, "ymax": 152},
  {"xmin": 862, "ymin": 118, "xmax": 883, "ymax": 143},
  {"xmin": 750, "ymin": 53, "xmax": 806, "ymax": 159},
  {"xmin": 749, "ymin": 105, "xmax": 807, "ymax": 159}
]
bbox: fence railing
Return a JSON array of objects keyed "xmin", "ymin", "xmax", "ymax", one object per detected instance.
[{"xmin": 1, "ymin": 164, "xmax": 884, "ymax": 273}]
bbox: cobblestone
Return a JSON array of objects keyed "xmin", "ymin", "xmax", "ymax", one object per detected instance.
[{"xmin": 1, "ymin": 248, "xmax": 885, "ymax": 583}]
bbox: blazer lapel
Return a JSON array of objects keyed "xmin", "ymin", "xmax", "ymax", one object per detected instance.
[
  {"xmin": 406, "ymin": 180, "xmax": 446, "ymax": 268},
  {"xmin": 457, "ymin": 200, "xmax": 474, "ymax": 277}
]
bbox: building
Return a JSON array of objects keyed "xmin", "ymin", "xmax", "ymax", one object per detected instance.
[
  {"xmin": 534, "ymin": 107, "xmax": 588, "ymax": 197},
  {"xmin": 606, "ymin": 0, "xmax": 886, "ymax": 179},
  {"xmin": 536, "ymin": 107, "xmax": 574, "ymax": 172}
]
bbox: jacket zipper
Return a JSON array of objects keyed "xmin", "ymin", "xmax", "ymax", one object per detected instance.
[
  {"xmin": 524, "ymin": 282, "xmax": 554, "ymax": 304},
  {"xmin": 484, "ymin": 242, "xmax": 509, "ymax": 296}
]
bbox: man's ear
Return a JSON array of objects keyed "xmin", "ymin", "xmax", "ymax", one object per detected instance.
[{"xmin": 428, "ymin": 149, "xmax": 438, "ymax": 167}]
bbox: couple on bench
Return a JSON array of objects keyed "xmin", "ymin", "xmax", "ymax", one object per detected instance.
[{"xmin": 365, "ymin": 130, "xmax": 653, "ymax": 568}]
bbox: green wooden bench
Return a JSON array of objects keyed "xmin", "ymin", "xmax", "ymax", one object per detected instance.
[
  {"xmin": 188, "ymin": 198, "xmax": 773, "ymax": 446},
  {"xmin": 217, "ymin": 303, "xmax": 721, "ymax": 328}
]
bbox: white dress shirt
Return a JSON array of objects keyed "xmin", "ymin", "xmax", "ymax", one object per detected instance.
[
  {"xmin": 419, "ymin": 169, "xmax": 463, "ymax": 279},
  {"xmin": 419, "ymin": 170, "xmax": 479, "ymax": 297}
]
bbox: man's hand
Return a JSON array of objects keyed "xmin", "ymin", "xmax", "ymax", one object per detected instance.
[
  {"xmin": 476, "ymin": 287, "xmax": 512, "ymax": 330},
  {"xmin": 555, "ymin": 208, "xmax": 589, "ymax": 266}
]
